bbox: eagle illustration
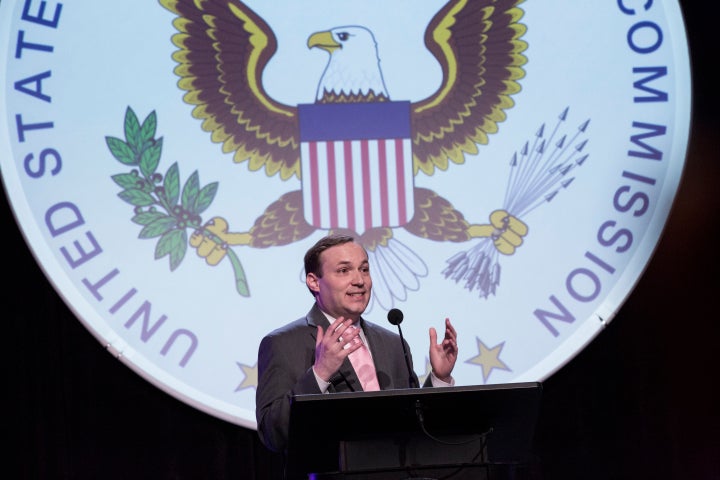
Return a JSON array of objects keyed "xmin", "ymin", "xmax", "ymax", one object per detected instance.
[{"xmin": 159, "ymin": 0, "xmax": 531, "ymax": 307}]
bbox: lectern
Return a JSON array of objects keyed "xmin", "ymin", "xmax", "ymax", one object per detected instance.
[{"xmin": 285, "ymin": 382, "xmax": 542, "ymax": 479}]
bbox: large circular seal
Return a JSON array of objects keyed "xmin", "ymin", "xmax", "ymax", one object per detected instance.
[{"xmin": 0, "ymin": 0, "xmax": 691, "ymax": 428}]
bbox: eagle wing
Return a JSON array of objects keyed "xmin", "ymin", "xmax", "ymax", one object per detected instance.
[
  {"xmin": 160, "ymin": 0, "xmax": 300, "ymax": 180},
  {"xmin": 412, "ymin": 0, "xmax": 528, "ymax": 176}
]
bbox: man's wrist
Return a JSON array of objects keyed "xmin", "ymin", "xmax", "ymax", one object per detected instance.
[
  {"xmin": 312, "ymin": 366, "xmax": 331, "ymax": 393},
  {"xmin": 431, "ymin": 370, "xmax": 454, "ymax": 385}
]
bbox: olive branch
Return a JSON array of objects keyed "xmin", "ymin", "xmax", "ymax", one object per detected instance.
[{"xmin": 106, "ymin": 107, "xmax": 249, "ymax": 296}]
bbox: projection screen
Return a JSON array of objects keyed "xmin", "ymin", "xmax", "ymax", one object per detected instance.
[{"xmin": 1, "ymin": 0, "xmax": 691, "ymax": 429}]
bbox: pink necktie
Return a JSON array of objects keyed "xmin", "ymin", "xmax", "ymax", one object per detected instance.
[{"xmin": 347, "ymin": 327, "xmax": 380, "ymax": 391}]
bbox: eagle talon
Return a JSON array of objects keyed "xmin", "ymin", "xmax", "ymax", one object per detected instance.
[{"xmin": 189, "ymin": 216, "xmax": 252, "ymax": 264}]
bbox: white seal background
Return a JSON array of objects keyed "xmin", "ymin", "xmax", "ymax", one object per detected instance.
[{"xmin": 0, "ymin": 0, "xmax": 691, "ymax": 429}]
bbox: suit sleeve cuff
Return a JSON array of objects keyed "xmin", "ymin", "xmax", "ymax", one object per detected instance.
[
  {"xmin": 430, "ymin": 371, "xmax": 455, "ymax": 387},
  {"xmin": 312, "ymin": 367, "xmax": 332, "ymax": 393}
]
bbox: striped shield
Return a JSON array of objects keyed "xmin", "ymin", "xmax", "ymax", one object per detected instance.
[{"xmin": 298, "ymin": 102, "xmax": 414, "ymax": 236}]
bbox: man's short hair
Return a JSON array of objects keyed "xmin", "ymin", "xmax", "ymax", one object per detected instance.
[{"xmin": 304, "ymin": 234, "xmax": 356, "ymax": 277}]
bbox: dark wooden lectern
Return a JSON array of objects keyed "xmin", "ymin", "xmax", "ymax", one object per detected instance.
[{"xmin": 285, "ymin": 382, "xmax": 543, "ymax": 479}]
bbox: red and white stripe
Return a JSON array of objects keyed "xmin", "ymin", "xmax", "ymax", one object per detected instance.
[{"xmin": 301, "ymin": 138, "xmax": 414, "ymax": 235}]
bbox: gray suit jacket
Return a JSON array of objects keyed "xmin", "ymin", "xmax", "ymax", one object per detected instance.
[{"xmin": 255, "ymin": 303, "xmax": 426, "ymax": 453}]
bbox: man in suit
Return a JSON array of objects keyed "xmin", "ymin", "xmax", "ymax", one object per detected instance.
[{"xmin": 256, "ymin": 233, "xmax": 458, "ymax": 454}]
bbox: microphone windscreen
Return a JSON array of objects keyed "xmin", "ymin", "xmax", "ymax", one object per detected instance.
[{"xmin": 387, "ymin": 308, "xmax": 404, "ymax": 325}]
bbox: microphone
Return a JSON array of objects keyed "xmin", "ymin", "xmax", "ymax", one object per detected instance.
[
  {"xmin": 387, "ymin": 308, "xmax": 418, "ymax": 388},
  {"xmin": 388, "ymin": 308, "xmax": 403, "ymax": 325}
]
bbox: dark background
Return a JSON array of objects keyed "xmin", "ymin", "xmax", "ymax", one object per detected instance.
[{"xmin": 5, "ymin": 2, "xmax": 718, "ymax": 479}]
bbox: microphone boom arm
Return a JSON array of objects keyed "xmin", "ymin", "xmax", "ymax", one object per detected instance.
[
  {"xmin": 397, "ymin": 323, "xmax": 418, "ymax": 388},
  {"xmin": 387, "ymin": 308, "xmax": 418, "ymax": 388}
]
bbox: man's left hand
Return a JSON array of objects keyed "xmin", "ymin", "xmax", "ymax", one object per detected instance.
[{"xmin": 429, "ymin": 318, "xmax": 458, "ymax": 383}]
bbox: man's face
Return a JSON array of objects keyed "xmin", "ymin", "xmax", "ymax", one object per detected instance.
[{"xmin": 306, "ymin": 241, "xmax": 372, "ymax": 321}]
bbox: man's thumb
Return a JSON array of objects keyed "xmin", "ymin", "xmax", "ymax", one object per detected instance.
[
  {"xmin": 429, "ymin": 327, "xmax": 438, "ymax": 345},
  {"xmin": 316, "ymin": 325, "xmax": 325, "ymax": 346}
]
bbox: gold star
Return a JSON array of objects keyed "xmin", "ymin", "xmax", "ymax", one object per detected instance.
[
  {"xmin": 234, "ymin": 362, "xmax": 258, "ymax": 391},
  {"xmin": 466, "ymin": 338, "xmax": 511, "ymax": 383}
]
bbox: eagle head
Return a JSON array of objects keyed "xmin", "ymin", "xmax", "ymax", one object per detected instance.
[{"xmin": 307, "ymin": 26, "xmax": 390, "ymax": 103}]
